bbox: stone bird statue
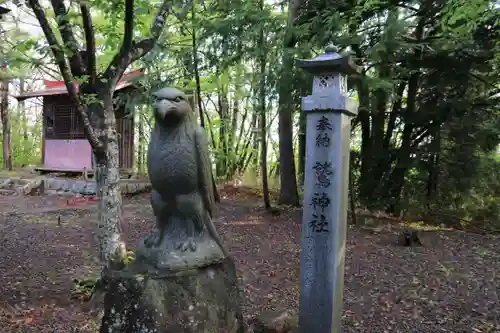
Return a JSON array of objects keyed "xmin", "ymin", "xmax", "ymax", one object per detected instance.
[{"xmin": 145, "ymin": 87, "xmax": 228, "ymax": 263}]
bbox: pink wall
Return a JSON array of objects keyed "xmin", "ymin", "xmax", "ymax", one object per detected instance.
[{"xmin": 44, "ymin": 139, "xmax": 92, "ymax": 169}]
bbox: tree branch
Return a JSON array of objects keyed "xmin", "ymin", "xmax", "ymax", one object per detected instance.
[
  {"xmin": 79, "ymin": 1, "xmax": 96, "ymax": 84},
  {"xmin": 28, "ymin": 0, "xmax": 103, "ymax": 152},
  {"xmin": 50, "ymin": 0, "xmax": 85, "ymax": 77},
  {"xmin": 101, "ymin": 0, "xmax": 136, "ymax": 85},
  {"xmin": 5, "ymin": 39, "xmax": 61, "ymax": 79},
  {"xmin": 411, "ymin": 128, "xmax": 430, "ymax": 148},
  {"xmin": 123, "ymin": 0, "xmax": 134, "ymax": 52},
  {"xmin": 102, "ymin": 0, "xmax": 173, "ymax": 83}
]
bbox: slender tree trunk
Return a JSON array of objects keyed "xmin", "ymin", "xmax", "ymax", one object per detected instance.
[
  {"xmin": 192, "ymin": 23, "xmax": 219, "ymax": 201},
  {"xmin": 18, "ymin": 78, "xmax": 28, "ymax": 141},
  {"xmin": 356, "ymin": 73, "xmax": 375, "ymax": 205},
  {"xmin": 385, "ymin": 127, "xmax": 413, "ymax": 214},
  {"xmin": 297, "ymin": 74, "xmax": 311, "ymax": 189},
  {"xmin": 92, "ymin": 93, "xmax": 125, "ymax": 268},
  {"xmin": 258, "ymin": 0, "xmax": 271, "ymax": 210},
  {"xmin": 0, "ymin": 69, "xmax": 12, "ymax": 170},
  {"xmin": 251, "ymin": 83, "xmax": 260, "ymax": 177},
  {"xmin": 297, "ymin": 110, "xmax": 306, "ymax": 188},
  {"xmin": 216, "ymin": 82, "xmax": 230, "ymax": 178},
  {"xmin": 277, "ymin": 55, "xmax": 299, "ymax": 205},
  {"xmin": 431, "ymin": 128, "xmax": 440, "ymax": 198},
  {"xmin": 277, "ymin": 0, "xmax": 303, "ymax": 206},
  {"xmin": 227, "ymin": 99, "xmax": 239, "ymax": 177},
  {"xmin": 192, "ymin": 10, "xmax": 205, "ymax": 129},
  {"xmin": 252, "ymin": 130, "xmax": 260, "ymax": 177},
  {"xmin": 349, "ymin": 164, "xmax": 357, "ymax": 225},
  {"xmin": 137, "ymin": 107, "xmax": 145, "ymax": 174},
  {"xmin": 426, "ymin": 125, "xmax": 441, "ymax": 210},
  {"xmin": 260, "ymin": 118, "xmax": 271, "ymax": 209}
]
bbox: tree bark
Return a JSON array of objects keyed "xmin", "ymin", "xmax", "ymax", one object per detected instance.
[
  {"xmin": 277, "ymin": 0, "xmax": 303, "ymax": 206},
  {"xmin": 426, "ymin": 127, "xmax": 440, "ymax": 207},
  {"xmin": 94, "ymin": 94, "xmax": 125, "ymax": 266},
  {"xmin": 277, "ymin": 64, "xmax": 299, "ymax": 205},
  {"xmin": 258, "ymin": 0, "xmax": 271, "ymax": 210},
  {"xmin": 18, "ymin": 78, "xmax": 28, "ymax": 141},
  {"xmin": 297, "ymin": 110, "xmax": 306, "ymax": 188},
  {"xmin": 137, "ymin": 106, "xmax": 145, "ymax": 174},
  {"xmin": 250, "ymin": 80, "xmax": 260, "ymax": 176},
  {"xmin": 190, "ymin": 21, "xmax": 220, "ymax": 201},
  {"xmin": 217, "ymin": 87, "xmax": 230, "ymax": 179},
  {"xmin": 0, "ymin": 71, "xmax": 12, "ymax": 170},
  {"xmin": 192, "ymin": 11, "xmax": 205, "ymax": 129}
]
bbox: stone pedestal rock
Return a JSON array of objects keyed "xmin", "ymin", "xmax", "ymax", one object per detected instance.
[{"xmin": 100, "ymin": 258, "xmax": 245, "ymax": 333}]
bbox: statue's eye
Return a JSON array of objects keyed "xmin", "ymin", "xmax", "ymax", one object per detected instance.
[{"xmin": 174, "ymin": 96, "xmax": 181, "ymax": 102}]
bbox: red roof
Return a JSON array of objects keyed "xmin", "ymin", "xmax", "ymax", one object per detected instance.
[{"xmin": 14, "ymin": 69, "xmax": 144, "ymax": 100}]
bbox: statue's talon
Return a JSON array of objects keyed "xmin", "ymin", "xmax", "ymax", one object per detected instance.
[
  {"xmin": 144, "ymin": 230, "xmax": 163, "ymax": 248},
  {"xmin": 188, "ymin": 238, "xmax": 197, "ymax": 251},
  {"xmin": 144, "ymin": 234, "xmax": 157, "ymax": 247},
  {"xmin": 175, "ymin": 241, "xmax": 188, "ymax": 252},
  {"xmin": 175, "ymin": 238, "xmax": 197, "ymax": 252}
]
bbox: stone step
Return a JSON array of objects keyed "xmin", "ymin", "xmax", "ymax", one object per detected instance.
[
  {"xmin": 0, "ymin": 188, "xmax": 17, "ymax": 195},
  {"xmin": 0, "ymin": 176, "xmax": 151, "ymax": 196}
]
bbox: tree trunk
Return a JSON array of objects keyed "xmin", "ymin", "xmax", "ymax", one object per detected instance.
[
  {"xmin": 277, "ymin": 52, "xmax": 299, "ymax": 206},
  {"xmin": 297, "ymin": 110, "xmax": 306, "ymax": 188},
  {"xmin": 216, "ymin": 85, "xmax": 229, "ymax": 179},
  {"xmin": 0, "ymin": 72, "xmax": 12, "ymax": 170},
  {"xmin": 367, "ymin": 10, "xmax": 397, "ymax": 198},
  {"xmin": 137, "ymin": 107, "xmax": 145, "ymax": 174},
  {"xmin": 250, "ymin": 85, "xmax": 260, "ymax": 177},
  {"xmin": 356, "ymin": 73, "xmax": 376, "ymax": 206},
  {"xmin": 192, "ymin": 13, "xmax": 205, "ymax": 129},
  {"xmin": 18, "ymin": 78, "xmax": 28, "ymax": 141},
  {"xmin": 426, "ymin": 127, "xmax": 441, "ymax": 204},
  {"xmin": 277, "ymin": 0, "xmax": 302, "ymax": 206},
  {"xmin": 227, "ymin": 99, "xmax": 239, "ymax": 178},
  {"xmin": 200, "ymin": 105, "xmax": 220, "ymax": 202},
  {"xmin": 94, "ymin": 93, "xmax": 125, "ymax": 268},
  {"xmin": 383, "ymin": 123, "xmax": 414, "ymax": 214},
  {"xmin": 258, "ymin": 0, "xmax": 271, "ymax": 210},
  {"xmin": 259, "ymin": 107, "xmax": 271, "ymax": 210},
  {"xmin": 185, "ymin": 23, "xmax": 220, "ymax": 201}
]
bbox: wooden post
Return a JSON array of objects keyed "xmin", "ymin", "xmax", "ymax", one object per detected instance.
[{"xmin": 296, "ymin": 46, "xmax": 360, "ymax": 333}]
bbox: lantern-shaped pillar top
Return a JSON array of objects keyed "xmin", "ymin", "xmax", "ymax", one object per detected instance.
[
  {"xmin": 296, "ymin": 45, "xmax": 361, "ymax": 116},
  {"xmin": 295, "ymin": 45, "xmax": 360, "ymax": 76}
]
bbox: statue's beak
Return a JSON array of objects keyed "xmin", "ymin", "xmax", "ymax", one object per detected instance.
[{"xmin": 155, "ymin": 100, "xmax": 176, "ymax": 119}]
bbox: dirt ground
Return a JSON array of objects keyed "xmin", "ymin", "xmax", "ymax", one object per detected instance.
[{"xmin": 0, "ymin": 185, "xmax": 499, "ymax": 332}]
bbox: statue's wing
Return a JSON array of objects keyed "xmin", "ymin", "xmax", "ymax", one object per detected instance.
[{"xmin": 194, "ymin": 127, "xmax": 216, "ymax": 218}]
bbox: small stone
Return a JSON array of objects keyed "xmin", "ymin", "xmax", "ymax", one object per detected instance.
[{"xmin": 248, "ymin": 310, "xmax": 298, "ymax": 333}]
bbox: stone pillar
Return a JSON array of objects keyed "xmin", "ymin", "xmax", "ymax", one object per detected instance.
[{"xmin": 295, "ymin": 46, "xmax": 360, "ymax": 333}]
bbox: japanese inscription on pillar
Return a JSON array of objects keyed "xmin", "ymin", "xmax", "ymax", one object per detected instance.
[
  {"xmin": 316, "ymin": 116, "xmax": 332, "ymax": 147},
  {"xmin": 309, "ymin": 116, "xmax": 333, "ymax": 233}
]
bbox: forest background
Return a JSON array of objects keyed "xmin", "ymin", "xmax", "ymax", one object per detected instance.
[{"xmin": 0, "ymin": 0, "xmax": 499, "ymax": 232}]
